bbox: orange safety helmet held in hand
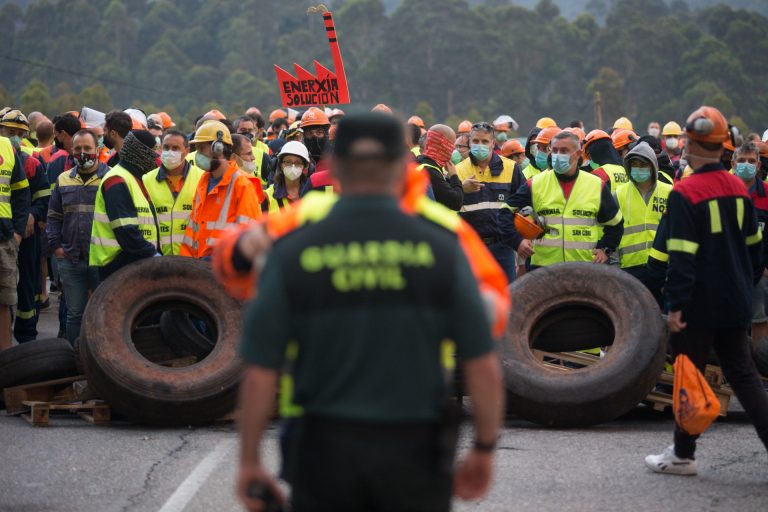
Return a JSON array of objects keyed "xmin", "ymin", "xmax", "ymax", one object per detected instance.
[
  {"xmin": 514, "ymin": 213, "xmax": 544, "ymax": 240},
  {"xmin": 533, "ymin": 126, "xmax": 561, "ymax": 145},
  {"xmin": 685, "ymin": 106, "xmax": 729, "ymax": 145},
  {"xmin": 500, "ymin": 139, "xmax": 524, "ymax": 158},
  {"xmin": 611, "ymin": 129, "xmax": 638, "ymax": 150}
]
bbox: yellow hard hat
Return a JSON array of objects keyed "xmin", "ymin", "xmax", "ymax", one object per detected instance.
[
  {"xmin": 0, "ymin": 109, "xmax": 30, "ymax": 132},
  {"xmin": 662, "ymin": 121, "xmax": 682, "ymax": 137},
  {"xmin": 613, "ymin": 117, "xmax": 633, "ymax": 130},
  {"xmin": 190, "ymin": 120, "xmax": 232, "ymax": 145},
  {"xmin": 536, "ymin": 117, "xmax": 557, "ymax": 129}
]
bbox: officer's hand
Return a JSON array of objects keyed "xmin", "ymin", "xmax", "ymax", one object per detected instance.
[
  {"xmin": 12, "ymin": 233, "xmax": 21, "ymax": 246},
  {"xmin": 24, "ymin": 213, "xmax": 35, "ymax": 238},
  {"xmin": 238, "ymin": 225, "xmax": 273, "ymax": 267},
  {"xmin": 763, "ymin": 268, "xmax": 768, "ymax": 278},
  {"xmin": 668, "ymin": 310, "xmax": 687, "ymax": 333},
  {"xmin": 236, "ymin": 464, "xmax": 286, "ymax": 512},
  {"xmin": 592, "ymin": 249, "xmax": 608, "ymax": 264},
  {"xmin": 454, "ymin": 450, "xmax": 493, "ymax": 500},
  {"xmin": 462, "ymin": 175, "xmax": 484, "ymax": 193},
  {"xmin": 517, "ymin": 239, "xmax": 534, "ymax": 259},
  {"xmin": 54, "ymin": 248, "xmax": 65, "ymax": 259},
  {"xmin": 445, "ymin": 160, "xmax": 457, "ymax": 177}
]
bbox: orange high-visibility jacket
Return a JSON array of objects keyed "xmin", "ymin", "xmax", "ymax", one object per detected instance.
[
  {"xmin": 180, "ymin": 161, "xmax": 262, "ymax": 259},
  {"xmin": 212, "ymin": 165, "xmax": 511, "ymax": 338}
]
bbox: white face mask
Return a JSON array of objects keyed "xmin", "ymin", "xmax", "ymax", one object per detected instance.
[
  {"xmin": 239, "ymin": 158, "xmax": 257, "ymax": 174},
  {"xmin": 648, "ymin": 128, "xmax": 660, "ymax": 138},
  {"xmin": 666, "ymin": 137, "xmax": 679, "ymax": 150},
  {"xmin": 283, "ymin": 164, "xmax": 303, "ymax": 181},
  {"xmin": 161, "ymin": 150, "xmax": 183, "ymax": 169}
]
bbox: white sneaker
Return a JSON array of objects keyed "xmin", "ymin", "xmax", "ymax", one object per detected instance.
[{"xmin": 644, "ymin": 445, "xmax": 698, "ymax": 476}]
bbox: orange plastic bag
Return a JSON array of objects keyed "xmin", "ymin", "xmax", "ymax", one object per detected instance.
[{"xmin": 673, "ymin": 354, "xmax": 720, "ymax": 435}]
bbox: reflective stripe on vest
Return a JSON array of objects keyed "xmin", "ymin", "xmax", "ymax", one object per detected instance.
[
  {"xmin": 143, "ymin": 165, "xmax": 204, "ymax": 255},
  {"xmin": 522, "ymin": 163, "xmax": 543, "ymax": 180},
  {"xmin": 615, "ymin": 181, "xmax": 671, "ymax": 268},
  {"xmin": 89, "ymin": 165, "xmax": 158, "ymax": 267},
  {"xmin": 0, "ymin": 139, "xmax": 17, "ymax": 219},
  {"xmin": 265, "ymin": 185, "xmax": 292, "ymax": 213},
  {"xmin": 531, "ymin": 170, "xmax": 602, "ymax": 266}
]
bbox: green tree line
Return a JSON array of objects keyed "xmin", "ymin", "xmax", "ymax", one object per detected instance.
[{"xmin": 0, "ymin": 0, "xmax": 765, "ymax": 134}]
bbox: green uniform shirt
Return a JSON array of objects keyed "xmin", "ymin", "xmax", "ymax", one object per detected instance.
[{"xmin": 239, "ymin": 196, "xmax": 494, "ymax": 422}]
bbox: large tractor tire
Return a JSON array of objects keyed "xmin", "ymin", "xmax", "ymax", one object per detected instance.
[
  {"xmin": 502, "ymin": 262, "xmax": 667, "ymax": 427},
  {"xmin": 81, "ymin": 257, "xmax": 243, "ymax": 426},
  {"xmin": 0, "ymin": 338, "xmax": 79, "ymax": 391}
]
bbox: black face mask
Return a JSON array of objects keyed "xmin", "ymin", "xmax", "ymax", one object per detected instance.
[
  {"xmin": 103, "ymin": 133, "xmax": 115, "ymax": 150},
  {"xmin": 305, "ymin": 136, "xmax": 328, "ymax": 160}
]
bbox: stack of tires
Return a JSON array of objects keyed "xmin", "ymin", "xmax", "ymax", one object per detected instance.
[
  {"xmin": 501, "ymin": 262, "xmax": 668, "ymax": 427},
  {"xmin": 80, "ymin": 257, "xmax": 244, "ymax": 426}
]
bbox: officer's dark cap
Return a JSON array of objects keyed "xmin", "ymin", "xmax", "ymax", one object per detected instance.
[{"xmin": 333, "ymin": 113, "xmax": 406, "ymax": 161}]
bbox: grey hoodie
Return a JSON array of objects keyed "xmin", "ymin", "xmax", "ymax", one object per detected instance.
[{"xmin": 622, "ymin": 141, "xmax": 659, "ymax": 181}]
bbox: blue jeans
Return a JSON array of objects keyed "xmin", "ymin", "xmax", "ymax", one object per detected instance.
[
  {"xmin": 56, "ymin": 258, "xmax": 99, "ymax": 345},
  {"xmin": 487, "ymin": 241, "xmax": 516, "ymax": 283}
]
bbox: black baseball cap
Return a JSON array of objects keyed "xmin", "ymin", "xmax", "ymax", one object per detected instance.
[{"xmin": 333, "ymin": 113, "xmax": 406, "ymax": 160}]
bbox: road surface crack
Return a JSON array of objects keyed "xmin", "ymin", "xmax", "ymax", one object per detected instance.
[{"xmin": 121, "ymin": 431, "xmax": 193, "ymax": 512}]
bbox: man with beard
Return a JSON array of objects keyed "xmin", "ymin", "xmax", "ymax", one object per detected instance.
[
  {"xmin": 89, "ymin": 130, "xmax": 160, "ymax": 281},
  {"xmin": 102, "ymin": 111, "xmax": 133, "ymax": 168},
  {"xmin": 299, "ymin": 108, "xmax": 335, "ymax": 196}
]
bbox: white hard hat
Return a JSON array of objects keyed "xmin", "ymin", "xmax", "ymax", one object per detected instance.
[
  {"xmin": 763, "ymin": 129, "xmax": 768, "ymax": 142},
  {"xmin": 493, "ymin": 114, "xmax": 519, "ymax": 132},
  {"xmin": 278, "ymin": 140, "xmax": 310, "ymax": 164},
  {"xmin": 124, "ymin": 108, "xmax": 148, "ymax": 129},
  {"xmin": 80, "ymin": 107, "xmax": 105, "ymax": 129}
]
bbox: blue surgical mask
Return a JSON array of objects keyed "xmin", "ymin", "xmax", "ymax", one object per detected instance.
[
  {"xmin": 496, "ymin": 132, "xmax": 508, "ymax": 143},
  {"xmin": 97, "ymin": 136, "xmax": 104, "ymax": 150},
  {"xmin": 631, "ymin": 167, "xmax": 652, "ymax": 183},
  {"xmin": 470, "ymin": 144, "xmax": 490, "ymax": 161},
  {"xmin": 535, "ymin": 150, "xmax": 549, "ymax": 170},
  {"xmin": 195, "ymin": 152, "xmax": 212, "ymax": 171},
  {"xmin": 9, "ymin": 135, "xmax": 21, "ymax": 149},
  {"xmin": 520, "ymin": 158, "xmax": 530, "ymax": 169},
  {"xmin": 450, "ymin": 149, "xmax": 462, "ymax": 165},
  {"xmin": 735, "ymin": 162, "xmax": 757, "ymax": 181},
  {"xmin": 551, "ymin": 153, "xmax": 571, "ymax": 174}
]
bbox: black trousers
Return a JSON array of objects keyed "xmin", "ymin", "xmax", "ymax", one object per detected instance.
[
  {"xmin": 14, "ymin": 233, "xmax": 41, "ymax": 342},
  {"xmin": 670, "ymin": 328, "xmax": 768, "ymax": 459},
  {"xmin": 291, "ymin": 416, "xmax": 453, "ymax": 512}
]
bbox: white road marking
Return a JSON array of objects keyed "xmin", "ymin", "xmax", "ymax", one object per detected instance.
[{"xmin": 157, "ymin": 438, "xmax": 237, "ymax": 512}]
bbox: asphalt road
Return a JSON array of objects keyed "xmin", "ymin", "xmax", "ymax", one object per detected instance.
[{"xmin": 1, "ymin": 294, "xmax": 767, "ymax": 511}]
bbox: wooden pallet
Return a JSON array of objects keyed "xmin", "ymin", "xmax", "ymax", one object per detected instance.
[
  {"xmin": 3, "ymin": 375, "xmax": 110, "ymax": 427},
  {"xmin": 532, "ymin": 350, "xmax": 733, "ymax": 416}
]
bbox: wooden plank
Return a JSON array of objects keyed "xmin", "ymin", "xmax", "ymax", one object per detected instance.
[{"xmin": 4, "ymin": 376, "xmax": 87, "ymax": 415}]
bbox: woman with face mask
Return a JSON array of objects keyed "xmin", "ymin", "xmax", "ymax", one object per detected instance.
[{"xmin": 265, "ymin": 141, "xmax": 310, "ymax": 212}]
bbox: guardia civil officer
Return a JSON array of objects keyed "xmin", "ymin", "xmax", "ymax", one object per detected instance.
[{"xmin": 236, "ymin": 114, "xmax": 504, "ymax": 512}]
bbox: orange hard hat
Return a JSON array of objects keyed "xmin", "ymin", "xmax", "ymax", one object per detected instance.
[
  {"xmin": 583, "ymin": 129, "xmax": 611, "ymax": 149},
  {"xmin": 564, "ymin": 127, "xmax": 586, "ymax": 142},
  {"xmin": 457, "ymin": 120, "xmax": 472, "ymax": 134},
  {"xmin": 723, "ymin": 140, "xmax": 736, "ymax": 152},
  {"xmin": 205, "ymin": 109, "xmax": 226, "ymax": 120},
  {"xmin": 756, "ymin": 141, "xmax": 768, "ymax": 159},
  {"xmin": 158, "ymin": 112, "xmax": 175, "ymax": 129},
  {"xmin": 329, "ymin": 108, "xmax": 345, "ymax": 119},
  {"xmin": 500, "ymin": 139, "xmax": 525, "ymax": 158},
  {"xmin": 372, "ymin": 103, "xmax": 393, "ymax": 114},
  {"xmin": 685, "ymin": 106, "xmax": 729, "ymax": 145},
  {"xmin": 536, "ymin": 117, "xmax": 557, "ymax": 129},
  {"xmin": 269, "ymin": 109, "xmax": 288, "ymax": 122},
  {"xmin": 300, "ymin": 107, "xmax": 330, "ymax": 128},
  {"xmin": 514, "ymin": 213, "xmax": 544, "ymax": 240},
  {"xmin": 533, "ymin": 126, "xmax": 561, "ymax": 145},
  {"xmin": 610, "ymin": 129, "xmax": 638, "ymax": 150},
  {"xmin": 407, "ymin": 115, "xmax": 425, "ymax": 129}
]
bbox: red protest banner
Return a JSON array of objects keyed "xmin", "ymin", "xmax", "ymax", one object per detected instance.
[{"xmin": 274, "ymin": 5, "xmax": 350, "ymax": 108}]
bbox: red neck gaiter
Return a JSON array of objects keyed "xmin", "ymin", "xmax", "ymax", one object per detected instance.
[{"xmin": 423, "ymin": 130, "xmax": 454, "ymax": 168}]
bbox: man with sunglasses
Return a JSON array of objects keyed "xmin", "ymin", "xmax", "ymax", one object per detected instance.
[{"xmin": 455, "ymin": 122, "xmax": 524, "ymax": 281}]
